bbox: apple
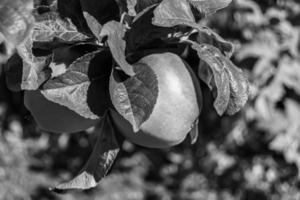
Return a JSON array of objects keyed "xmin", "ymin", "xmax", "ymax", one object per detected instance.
[
  {"xmin": 110, "ymin": 53, "xmax": 202, "ymax": 148},
  {"xmin": 24, "ymin": 90, "xmax": 100, "ymax": 133}
]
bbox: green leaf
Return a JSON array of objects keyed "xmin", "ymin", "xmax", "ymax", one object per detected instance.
[
  {"xmin": 82, "ymin": 12, "xmax": 102, "ymax": 41},
  {"xmin": 5, "ymin": 36, "xmax": 52, "ymax": 91},
  {"xmin": 100, "ymin": 21, "xmax": 135, "ymax": 76},
  {"xmin": 191, "ymin": 27, "xmax": 234, "ymax": 57},
  {"xmin": 125, "ymin": 5, "xmax": 176, "ymax": 54},
  {"xmin": 80, "ymin": 0, "xmax": 119, "ymax": 40},
  {"xmin": 41, "ymin": 49, "xmax": 112, "ymax": 119},
  {"xmin": 115, "ymin": 0, "xmax": 161, "ymax": 16},
  {"xmin": 0, "ymin": 0, "xmax": 34, "ymax": 45},
  {"xmin": 49, "ymin": 43, "xmax": 100, "ymax": 78},
  {"xmin": 135, "ymin": 0, "xmax": 162, "ymax": 13},
  {"xmin": 152, "ymin": 0, "xmax": 195, "ymax": 27},
  {"xmin": 33, "ymin": 12, "xmax": 89, "ymax": 43},
  {"xmin": 5, "ymin": 52, "xmax": 50, "ymax": 91},
  {"xmin": 53, "ymin": 114, "xmax": 120, "ymax": 191},
  {"xmin": 152, "ymin": 0, "xmax": 234, "ymax": 58},
  {"xmin": 109, "ymin": 62, "xmax": 158, "ymax": 132},
  {"xmin": 188, "ymin": 0, "xmax": 232, "ymax": 16},
  {"xmin": 4, "ymin": 6, "xmax": 94, "ymax": 92},
  {"xmin": 190, "ymin": 42, "xmax": 249, "ymax": 115},
  {"xmin": 57, "ymin": 0, "xmax": 92, "ymax": 36}
]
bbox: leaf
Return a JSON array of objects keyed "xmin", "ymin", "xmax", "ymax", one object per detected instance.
[
  {"xmin": 190, "ymin": 42, "xmax": 249, "ymax": 115},
  {"xmin": 152, "ymin": 0, "xmax": 196, "ymax": 27},
  {"xmin": 5, "ymin": 36, "xmax": 52, "ymax": 91},
  {"xmin": 116, "ymin": 0, "xmax": 161, "ymax": 16},
  {"xmin": 0, "ymin": 0, "xmax": 34, "ymax": 45},
  {"xmin": 192, "ymin": 27, "xmax": 234, "ymax": 57},
  {"xmin": 4, "ymin": 7, "xmax": 92, "ymax": 91},
  {"xmin": 33, "ymin": 12, "xmax": 89, "ymax": 43},
  {"xmin": 188, "ymin": 0, "xmax": 232, "ymax": 16},
  {"xmin": 152, "ymin": 0, "xmax": 234, "ymax": 57},
  {"xmin": 49, "ymin": 43, "xmax": 100, "ymax": 78},
  {"xmin": 5, "ymin": 53, "xmax": 50, "ymax": 91},
  {"xmin": 109, "ymin": 63, "xmax": 158, "ymax": 132},
  {"xmin": 135, "ymin": 0, "xmax": 162, "ymax": 13},
  {"xmin": 53, "ymin": 114, "xmax": 120, "ymax": 191},
  {"xmin": 82, "ymin": 12, "xmax": 102, "ymax": 41},
  {"xmin": 189, "ymin": 119, "xmax": 199, "ymax": 144},
  {"xmin": 80, "ymin": 0, "xmax": 119, "ymax": 39},
  {"xmin": 100, "ymin": 21, "xmax": 135, "ymax": 76},
  {"xmin": 125, "ymin": 5, "xmax": 176, "ymax": 54},
  {"xmin": 41, "ymin": 49, "xmax": 113, "ymax": 119},
  {"xmin": 57, "ymin": 0, "xmax": 92, "ymax": 36}
]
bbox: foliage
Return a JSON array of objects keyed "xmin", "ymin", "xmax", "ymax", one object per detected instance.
[{"xmin": 1, "ymin": 0, "xmax": 300, "ymax": 199}]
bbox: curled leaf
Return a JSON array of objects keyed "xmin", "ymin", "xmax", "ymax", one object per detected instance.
[
  {"xmin": 152, "ymin": 0, "xmax": 234, "ymax": 57},
  {"xmin": 192, "ymin": 26, "xmax": 234, "ymax": 57},
  {"xmin": 190, "ymin": 42, "xmax": 249, "ymax": 115},
  {"xmin": 53, "ymin": 114, "xmax": 120, "ymax": 191}
]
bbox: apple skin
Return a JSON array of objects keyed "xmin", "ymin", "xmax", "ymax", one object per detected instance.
[
  {"xmin": 24, "ymin": 90, "xmax": 100, "ymax": 133},
  {"xmin": 110, "ymin": 53, "xmax": 202, "ymax": 148}
]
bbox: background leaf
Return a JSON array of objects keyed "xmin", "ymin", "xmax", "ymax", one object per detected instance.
[
  {"xmin": 0, "ymin": 0, "xmax": 34, "ymax": 45},
  {"xmin": 82, "ymin": 12, "xmax": 102, "ymax": 41}
]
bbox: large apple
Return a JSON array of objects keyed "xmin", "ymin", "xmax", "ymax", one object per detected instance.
[{"xmin": 110, "ymin": 53, "xmax": 202, "ymax": 148}]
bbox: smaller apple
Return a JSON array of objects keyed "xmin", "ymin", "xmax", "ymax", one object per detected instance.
[{"xmin": 24, "ymin": 90, "xmax": 100, "ymax": 133}]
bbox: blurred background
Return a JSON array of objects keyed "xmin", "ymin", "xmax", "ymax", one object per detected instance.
[{"xmin": 1, "ymin": 0, "xmax": 300, "ymax": 199}]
